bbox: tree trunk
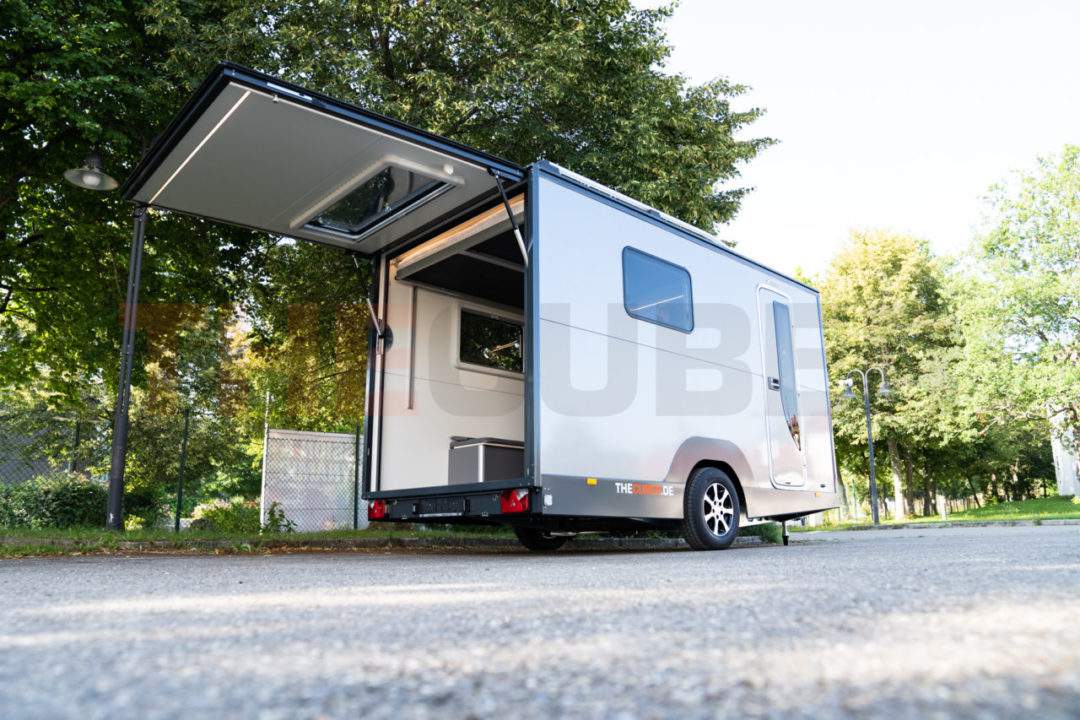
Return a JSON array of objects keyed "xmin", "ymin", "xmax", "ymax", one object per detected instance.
[
  {"xmin": 922, "ymin": 458, "xmax": 933, "ymax": 516},
  {"xmin": 887, "ymin": 438, "xmax": 905, "ymax": 520},
  {"xmin": 903, "ymin": 450, "xmax": 916, "ymax": 516},
  {"xmin": 990, "ymin": 472, "xmax": 999, "ymax": 503},
  {"xmin": 966, "ymin": 477, "xmax": 981, "ymax": 507},
  {"xmin": 1010, "ymin": 459, "xmax": 1021, "ymax": 502}
]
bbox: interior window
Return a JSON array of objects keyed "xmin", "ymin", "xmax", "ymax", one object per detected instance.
[
  {"xmin": 622, "ymin": 247, "xmax": 694, "ymax": 332},
  {"xmin": 460, "ymin": 310, "xmax": 523, "ymax": 373},
  {"xmin": 772, "ymin": 300, "xmax": 800, "ymax": 447},
  {"xmin": 306, "ymin": 165, "xmax": 447, "ymax": 238}
]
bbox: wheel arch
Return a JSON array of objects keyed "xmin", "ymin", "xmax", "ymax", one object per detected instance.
[
  {"xmin": 689, "ymin": 459, "xmax": 747, "ymax": 515},
  {"xmin": 665, "ymin": 436, "xmax": 755, "ymax": 516}
]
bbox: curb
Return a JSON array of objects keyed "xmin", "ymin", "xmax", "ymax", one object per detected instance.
[
  {"xmin": 1, "ymin": 533, "xmax": 769, "ymax": 556},
  {"xmin": 797, "ymin": 518, "xmax": 1080, "ymax": 535}
]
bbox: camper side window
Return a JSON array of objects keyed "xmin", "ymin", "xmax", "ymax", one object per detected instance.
[
  {"xmin": 459, "ymin": 310, "xmax": 523, "ymax": 374},
  {"xmin": 622, "ymin": 247, "xmax": 694, "ymax": 332},
  {"xmin": 772, "ymin": 300, "xmax": 801, "ymax": 447}
]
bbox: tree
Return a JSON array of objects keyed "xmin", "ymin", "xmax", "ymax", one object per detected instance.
[
  {"xmin": 960, "ymin": 145, "xmax": 1080, "ymax": 466},
  {"xmin": 816, "ymin": 230, "xmax": 956, "ymax": 517},
  {"xmin": 2, "ymin": 1, "xmax": 773, "ymax": 510}
]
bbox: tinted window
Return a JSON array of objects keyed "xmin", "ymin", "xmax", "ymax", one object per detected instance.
[
  {"xmin": 622, "ymin": 247, "xmax": 694, "ymax": 332},
  {"xmin": 306, "ymin": 165, "xmax": 446, "ymax": 237},
  {"xmin": 460, "ymin": 310, "xmax": 523, "ymax": 373},
  {"xmin": 772, "ymin": 300, "xmax": 800, "ymax": 446}
]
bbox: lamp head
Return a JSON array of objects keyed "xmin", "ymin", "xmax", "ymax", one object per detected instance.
[
  {"xmin": 63, "ymin": 151, "xmax": 118, "ymax": 191},
  {"xmin": 842, "ymin": 378, "xmax": 856, "ymax": 401},
  {"xmin": 878, "ymin": 377, "xmax": 892, "ymax": 397}
]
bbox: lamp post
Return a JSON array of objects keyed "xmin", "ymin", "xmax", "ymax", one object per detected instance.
[
  {"xmin": 64, "ymin": 150, "xmax": 144, "ymax": 531},
  {"xmin": 842, "ymin": 367, "xmax": 890, "ymax": 525}
]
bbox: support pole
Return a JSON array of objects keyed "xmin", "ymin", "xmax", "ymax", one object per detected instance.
[
  {"xmin": 174, "ymin": 407, "xmax": 191, "ymax": 533},
  {"xmin": 353, "ymin": 422, "xmax": 362, "ymax": 530},
  {"xmin": 863, "ymin": 372, "xmax": 881, "ymax": 525},
  {"xmin": 70, "ymin": 420, "xmax": 80, "ymax": 473},
  {"xmin": 106, "ymin": 204, "xmax": 147, "ymax": 530}
]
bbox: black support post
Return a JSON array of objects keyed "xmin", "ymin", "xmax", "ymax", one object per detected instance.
[
  {"xmin": 862, "ymin": 372, "xmax": 880, "ymax": 525},
  {"xmin": 106, "ymin": 204, "xmax": 147, "ymax": 530},
  {"xmin": 174, "ymin": 407, "xmax": 191, "ymax": 533}
]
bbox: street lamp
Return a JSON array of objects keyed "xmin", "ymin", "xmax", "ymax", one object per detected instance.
[
  {"xmin": 64, "ymin": 150, "xmax": 146, "ymax": 531},
  {"xmin": 63, "ymin": 151, "xmax": 119, "ymax": 191},
  {"xmin": 843, "ymin": 367, "xmax": 890, "ymax": 525}
]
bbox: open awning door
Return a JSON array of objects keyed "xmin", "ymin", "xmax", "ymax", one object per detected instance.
[{"xmin": 122, "ymin": 63, "xmax": 524, "ymax": 254}]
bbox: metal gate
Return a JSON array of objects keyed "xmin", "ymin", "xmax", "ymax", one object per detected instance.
[{"xmin": 260, "ymin": 428, "xmax": 365, "ymax": 532}]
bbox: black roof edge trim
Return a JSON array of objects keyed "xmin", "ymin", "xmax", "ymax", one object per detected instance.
[
  {"xmin": 121, "ymin": 61, "xmax": 524, "ymax": 200},
  {"xmin": 531, "ymin": 160, "xmax": 819, "ymax": 294}
]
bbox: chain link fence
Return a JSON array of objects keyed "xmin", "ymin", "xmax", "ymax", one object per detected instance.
[
  {"xmin": 0, "ymin": 410, "xmax": 107, "ymax": 486},
  {"xmin": 260, "ymin": 428, "xmax": 365, "ymax": 532}
]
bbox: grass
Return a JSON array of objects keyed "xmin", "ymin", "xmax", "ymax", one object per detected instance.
[
  {"xmin": 796, "ymin": 496, "xmax": 1080, "ymax": 532},
  {"xmin": 907, "ymin": 496, "xmax": 1080, "ymax": 523},
  {"xmin": 0, "ymin": 520, "xmax": 786, "ymax": 558},
  {"xmin": 0, "ymin": 524, "xmax": 511, "ymax": 558}
]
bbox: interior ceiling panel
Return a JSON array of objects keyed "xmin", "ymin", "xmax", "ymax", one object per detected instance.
[{"xmin": 125, "ymin": 64, "xmax": 523, "ymax": 254}]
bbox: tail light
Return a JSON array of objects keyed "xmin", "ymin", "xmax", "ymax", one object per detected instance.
[
  {"xmin": 499, "ymin": 488, "xmax": 530, "ymax": 514},
  {"xmin": 368, "ymin": 500, "xmax": 388, "ymax": 520}
]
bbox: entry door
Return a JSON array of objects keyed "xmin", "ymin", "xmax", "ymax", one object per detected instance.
[{"xmin": 758, "ymin": 288, "xmax": 806, "ymax": 488}]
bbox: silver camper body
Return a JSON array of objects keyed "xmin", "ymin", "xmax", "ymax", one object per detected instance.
[
  {"xmin": 364, "ymin": 163, "xmax": 840, "ymax": 528},
  {"xmin": 122, "ymin": 63, "xmax": 840, "ymax": 535}
]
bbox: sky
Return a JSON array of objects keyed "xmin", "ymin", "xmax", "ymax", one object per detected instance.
[{"xmin": 635, "ymin": 0, "xmax": 1080, "ymax": 278}]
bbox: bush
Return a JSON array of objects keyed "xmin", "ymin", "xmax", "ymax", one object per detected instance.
[
  {"xmin": 738, "ymin": 521, "xmax": 782, "ymax": 544},
  {"xmin": 189, "ymin": 497, "xmax": 260, "ymax": 533},
  {"xmin": 0, "ymin": 472, "xmax": 107, "ymax": 528},
  {"xmin": 262, "ymin": 502, "xmax": 296, "ymax": 534}
]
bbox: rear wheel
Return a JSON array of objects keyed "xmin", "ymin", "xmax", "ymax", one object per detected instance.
[
  {"xmin": 681, "ymin": 467, "xmax": 741, "ymax": 550},
  {"xmin": 513, "ymin": 527, "xmax": 568, "ymax": 552}
]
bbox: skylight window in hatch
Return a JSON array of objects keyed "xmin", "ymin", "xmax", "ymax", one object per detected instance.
[{"xmin": 304, "ymin": 165, "xmax": 449, "ymax": 239}]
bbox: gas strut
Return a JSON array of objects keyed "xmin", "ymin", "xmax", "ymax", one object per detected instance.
[
  {"xmin": 490, "ymin": 169, "xmax": 528, "ymax": 267},
  {"xmin": 353, "ymin": 255, "xmax": 384, "ymax": 337}
]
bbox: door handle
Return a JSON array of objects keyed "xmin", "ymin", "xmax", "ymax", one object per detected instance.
[{"xmin": 767, "ymin": 377, "xmax": 781, "ymax": 390}]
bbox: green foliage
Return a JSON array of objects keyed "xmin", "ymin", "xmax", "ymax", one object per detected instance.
[
  {"xmin": 262, "ymin": 501, "xmax": 296, "ymax": 534},
  {"xmin": 960, "ymin": 145, "xmax": 1080, "ymax": 440},
  {"xmin": 0, "ymin": 471, "xmax": 107, "ymax": 528},
  {"xmin": 738, "ymin": 522, "xmax": 782, "ymax": 544},
  {"xmin": 189, "ymin": 496, "xmax": 260, "ymax": 533},
  {"xmin": 816, "ymin": 225, "xmax": 1058, "ymax": 518},
  {"xmin": 1, "ymin": 0, "xmax": 771, "ymax": 524}
]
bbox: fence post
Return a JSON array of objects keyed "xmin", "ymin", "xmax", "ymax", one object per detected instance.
[
  {"xmin": 353, "ymin": 422, "xmax": 362, "ymax": 530},
  {"xmin": 70, "ymin": 420, "xmax": 81, "ymax": 473},
  {"xmin": 174, "ymin": 407, "xmax": 191, "ymax": 533},
  {"xmin": 259, "ymin": 391, "xmax": 270, "ymax": 528}
]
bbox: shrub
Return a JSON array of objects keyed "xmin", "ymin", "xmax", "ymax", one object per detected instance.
[
  {"xmin": 189, "ymin": 497, "xmax": 260, "ymax": 533},
  {"xmin": 738, "ymin": 522, "xmax": 782, "ymax": 544},
  {"xmin": 262, "ymin": 502, "xmax": 296, "ymax": 534},
  {"xmin": 0, "ymin": 472, "xmax": 107, "ymax": 529}
]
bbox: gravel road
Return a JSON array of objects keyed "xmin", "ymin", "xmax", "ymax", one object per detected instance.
[{"xmin": 2, "ymin": 524, "xmax": 1078, "ymax": 719}]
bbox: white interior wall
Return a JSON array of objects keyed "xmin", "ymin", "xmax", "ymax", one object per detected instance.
[{"xmin": 375, "ymin": 273, "xmax": 524, "ymax": 491}]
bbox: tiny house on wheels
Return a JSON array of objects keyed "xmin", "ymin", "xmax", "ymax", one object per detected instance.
[{"xmin": 123, "ymin": 63, "xmax": 840, "ymax": 551}]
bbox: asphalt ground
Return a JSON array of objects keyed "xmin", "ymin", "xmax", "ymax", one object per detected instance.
[{"xmin": 1, "ymin": 524, "xmax": 1078, "ymax": 719}]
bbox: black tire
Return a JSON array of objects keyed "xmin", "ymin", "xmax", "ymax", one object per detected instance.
[
  {"xmin": 681, "ymin": 466, "xmax": 741, "ymax": 550},
  {"xmin": 513, "ymin": 527, "xmax": 568, "ymax": 552}
]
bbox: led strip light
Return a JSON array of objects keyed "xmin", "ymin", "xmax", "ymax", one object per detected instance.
[{"xmin": 148, "ymin": 90, "xmax": 252, "ymax": 205}]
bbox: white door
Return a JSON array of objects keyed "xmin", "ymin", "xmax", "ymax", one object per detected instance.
[{"xmin": 758, "ymin": 288, "xmax": 806, "ymax": 488}]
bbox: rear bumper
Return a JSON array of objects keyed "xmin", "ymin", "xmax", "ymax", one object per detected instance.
[{"xmin": 365, "ymin": 480, "xmax": 538, "ymax": 522}]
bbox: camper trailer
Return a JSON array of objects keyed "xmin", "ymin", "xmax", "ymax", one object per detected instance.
[{"xmin": 123, "ymin": 63, "xmax": 840, "ymax": 550}]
